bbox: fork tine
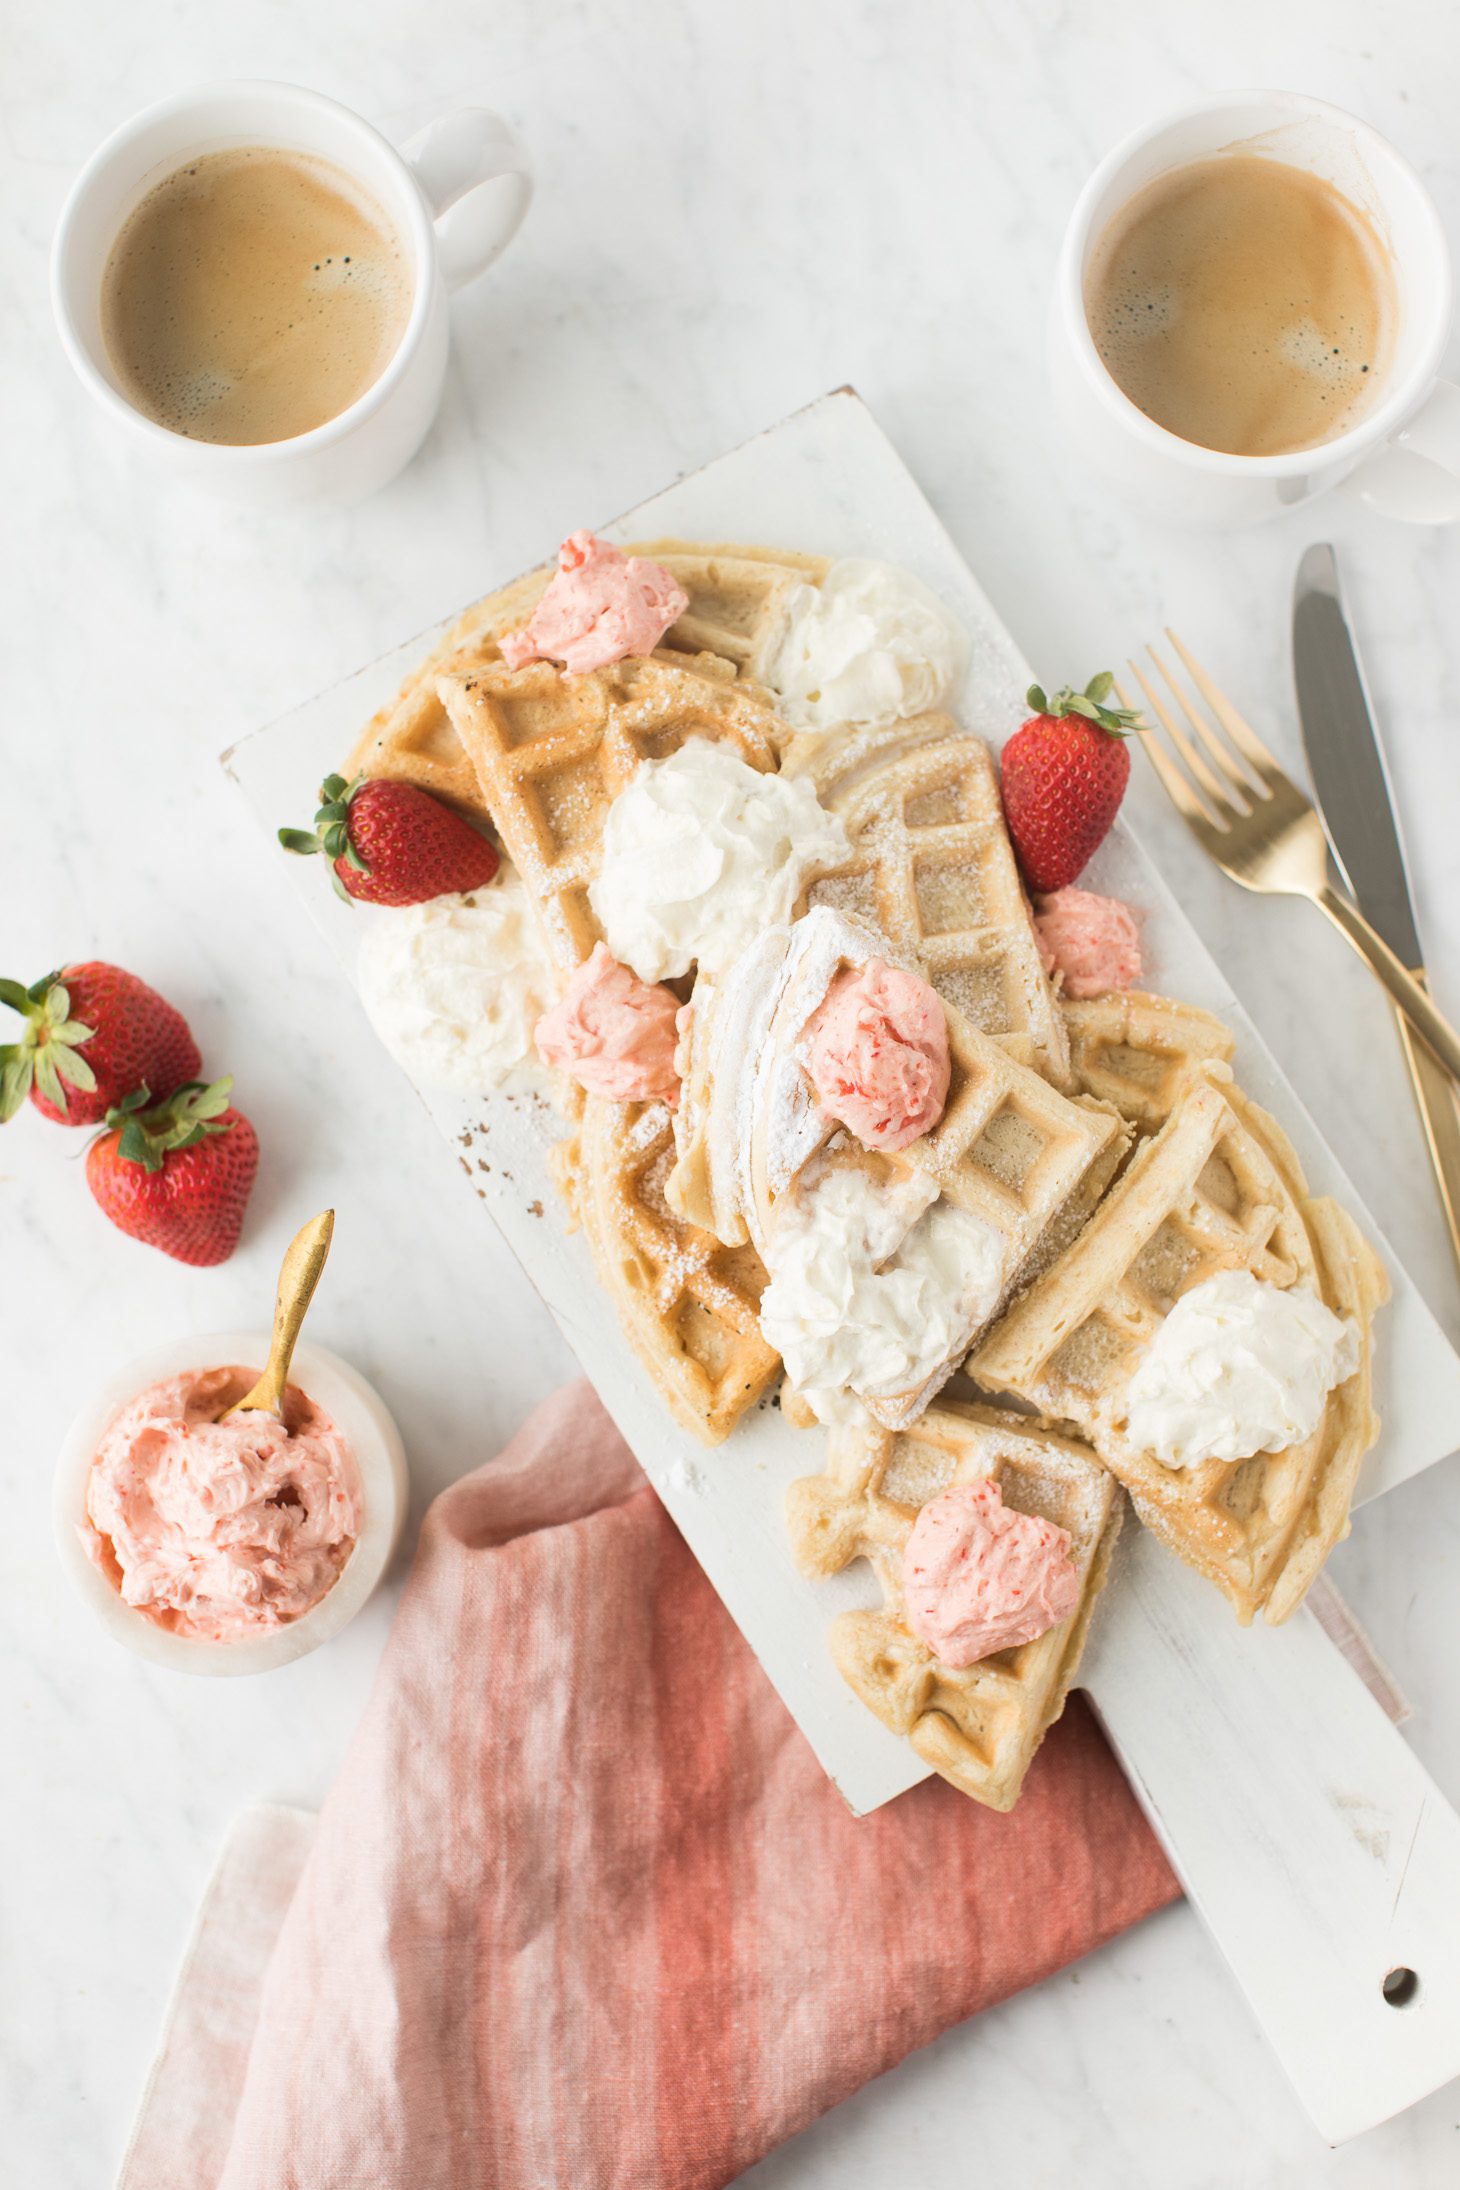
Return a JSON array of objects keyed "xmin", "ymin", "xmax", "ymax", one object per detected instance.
[
  {"xmin": 1165, "ymin": 629, "xmax": 1285, "ymax": 785},
  {"xmin": 1122, "ymin": 662, "xmax": 1236, "ymax": 822},
  {"xmin": 1115, "ymin": 671, "xmax": 1230, "ymax": 834},
  {"xmin": 1145, "ymin": 643, "xmax": 1263, "ymax": 807}
]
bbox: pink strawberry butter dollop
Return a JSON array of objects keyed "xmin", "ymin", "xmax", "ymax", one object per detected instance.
[
  {"xmin": 803, "ymin": 956, "xmax": 950, "ymax": 1152},
  {"xmin": 902, "ymin": 1479, "xmax": 1080, "ymax": 1666},
  {"xmin": 1033, "ymin": 886, "xmax": 1142, "ymax": 999},
  {"xmin": 501, "ymin": 531, "xmax": 689, "ymax": 674},
  {"xmin": 534, "ymin": 943, "xmax": 682, "ymax": 1105}
]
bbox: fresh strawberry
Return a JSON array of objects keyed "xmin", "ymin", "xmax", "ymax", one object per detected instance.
[
  {"xmin": 85, "ymin": 1079, "xmax": 259, "ymax": 1267},
  {"xmin": 0, "ymin": 963, "xmax": 201, "ymax": 1127},
  {"xmin": 1000, "ymin": 675, "xmax": 1144, "ymax": 893},
  {"xmin": 279, "ymin": 774, "xmax": 499, "ymax": 906}
]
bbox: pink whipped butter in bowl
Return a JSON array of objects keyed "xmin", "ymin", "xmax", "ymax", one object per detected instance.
[{"xmin": 55, "ymin": 1332, "xmax": 407, "ymax": 1675}]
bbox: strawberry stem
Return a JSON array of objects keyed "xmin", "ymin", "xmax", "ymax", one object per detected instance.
[
  {"xmin": 98, "ymin": 1077, "xmax": 237, "ymax": 1175},
  {"xmin": 0, "ymin": 972, "xmax": 97, "ymax": 1122},
  {"xmin": 1028, "ymin": 674, "xmax": 1144, "ymax": 738},
  {"xmin": 277, "ymin": 775, "xmax": 373, "ymax": 892}
]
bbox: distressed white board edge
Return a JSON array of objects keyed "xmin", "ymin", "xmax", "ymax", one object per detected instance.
[{"xmin": 1083, "ymin": 1526, "xmax": 1460, "ymax": 2143}]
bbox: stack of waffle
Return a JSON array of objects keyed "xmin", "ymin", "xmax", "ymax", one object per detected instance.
[{"xmin": 347, "ymin": 536, "xmax": 1389, "ymax": 1810}]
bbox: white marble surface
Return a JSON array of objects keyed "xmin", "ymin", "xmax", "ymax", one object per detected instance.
[{"xmin": 5, "ymin": 3, "xmax": 1460, "ymax": 2183}]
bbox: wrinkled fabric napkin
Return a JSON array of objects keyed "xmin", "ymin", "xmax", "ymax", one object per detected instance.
[{"xmin": 122, "ymin": 1381, "xmax": 1178, "ymax": 2190}]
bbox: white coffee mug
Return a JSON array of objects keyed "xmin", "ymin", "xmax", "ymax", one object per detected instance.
[
  {"xmin": 1050, "ymin": 90, "xmax": 1460, "ymax": 529},
  {"xmin": 52, "ymin": 80, "xmax": 532, "ymax": 506}
]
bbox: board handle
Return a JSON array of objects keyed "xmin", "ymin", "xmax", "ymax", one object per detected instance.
[{"xmin": 1081, "ymin": 1526, "xmax": 1460, "ymax": 2144}]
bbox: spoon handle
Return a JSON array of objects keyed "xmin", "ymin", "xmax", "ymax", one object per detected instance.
[{"xmin": 224, "ymin": 1210, "xmax": 335, "ymax": 1420}]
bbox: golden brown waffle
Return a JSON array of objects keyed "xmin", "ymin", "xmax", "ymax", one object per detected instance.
[
  {"xmin": 671, "ymin": 908, "xmax": 1125, "ymax": 1426},
  {"xmin": 862, "ymin": 1006, "xmax": 1125, "ymax": 1425},
  {"xmin": 343, "ymin": 537, "xmax": 821, "ymax": 814},
  {"xmin": 633, "ymin": 538, "xmax": 829, "ymax": 688},
  {"xmin": 786, "ymin": 1401, "xmax": 1124, "ymax": 1811},
  {"xmin": 887, "ymin": 998, "xmax": 1124, "ymax": 1328},
  {"xmin": 1063, "ymin": 990, "xmax": 1236, "ymax": 1130},
  {"xmin": 673, "ymin": 907, "xmax": 1121, "ymax": 1252},
  {"xmin": 344, "ymin": 570, "xmax": 551, "ymax": 819},
  {"xmin": 551, "ymin": 1094, "xmax": 781, "ymax": 1446},
  {"xmin": 436, "ymin": 655, "xmax": 784, "ymax": 972},
  {"xmin": 970, "ymin": 1063, "xmax": 1388, "ymax": 1622},
  {"xmin": 785, "ymin": 718, "xmax": 1069, "ymax": 1083}
]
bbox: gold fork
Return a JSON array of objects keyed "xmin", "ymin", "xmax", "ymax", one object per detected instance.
[{"xmin": 1121, "ymin": 632, "xmax": 1460, "ymax": 1086}]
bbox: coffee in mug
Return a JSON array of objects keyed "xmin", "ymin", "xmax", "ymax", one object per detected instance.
[
  {"xmin": 100, "ymin": 146, "xmax": 412, "ymax": 445},
  {"xmin": 1083, "ymin": 154, "xmax": 1397, "ymax": 458}
]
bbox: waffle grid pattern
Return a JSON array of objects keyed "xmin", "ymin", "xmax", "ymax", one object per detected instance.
[
  {"xmin": 1062, "ymin": 990, "xmax": 1237, "ymax": 1130},
  {"xmin": 438, "ymin": 655, "xmax": 782, "ymax": 972},
  {"xmin": 553, "ymin": 1094, "xmax": 782, "ymax": 1446},
  {"xmin": 971, "ymin": 1064, "xmax": 1387, "ymax": 1621},
  {"xmin": 792, "ymin": 723, "xmax": 1069, "ymax": 1082},
  {"xmin": 785, "ymin": 1401, "xmax": 1124, "ymax": 1810}
]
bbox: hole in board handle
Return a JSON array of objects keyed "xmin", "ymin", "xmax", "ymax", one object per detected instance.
[{"xmin": 1382, "ymin": 1966, "xmax": 1420, "ymax": 2008}]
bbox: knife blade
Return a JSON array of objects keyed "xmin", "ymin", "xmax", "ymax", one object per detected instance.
[
  {"xmin": 1294, "ymin": 542, "xmax": 1460, "ymax": 1281},
  {"xmin": 1292, "ymin": 542, "xmax": 1421, "ymax": 967}
]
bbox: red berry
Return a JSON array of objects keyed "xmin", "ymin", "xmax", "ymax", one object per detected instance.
[
  {"xmin": 85, "ymin": 1080, "xmax": 259, "ymax": 1267},
  {"xmin": 279, "ymin": 774, "xmax": 499, "ymax": 907},
  {"xmin": 1000, "ymin": 677, "xmax": 1142, "ymax": 894},
  {"xmin": 0, "ymin": 962, "xmax": 201, "ymax": 1127}
]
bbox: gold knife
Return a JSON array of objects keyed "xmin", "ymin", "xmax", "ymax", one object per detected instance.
[{"xmin": 1293, "ymin": 544, "xmax": 1460, "ymax": 1282}]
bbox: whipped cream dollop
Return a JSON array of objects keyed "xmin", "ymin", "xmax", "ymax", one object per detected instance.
[
  {"xmin": 759, "ymin": 1160, "xmax": 1006, "ymax": 1424},
  {"xmin": 1034, "ymin": 887, "xmax": 1143, "ymax": 999},
  {"xmin": 765, "ymin": 558, "xmax": 970, "ymax": 731},
  {"xmin": 534, "ymin": 941, "xmax": 682, "ymax": 1105},
  {"xmin": 356, "ymin": 875, "xmax": 557, "ymax": 1094},
  {"xmin": 589, "ymin": 740, "xmax": 850, "ymax": 982},
  {"xmin": 1124, "ymin": 1270, "xmax": 1360, "ymax": 1469},
  {"xmin": 902, "ymin": 1479, "xmax": 1080, "ymax": 1666},
  {"xmin": 500, "ymin": 530, "xmax": 688, "ymax": 674},
  {"xmin": 82, "ymin": 1366, "xmax": 362, "ymax": 1642},
  {"xmin": 804, "ymin": 955, "xmax": 950, "ymax": 1152}
]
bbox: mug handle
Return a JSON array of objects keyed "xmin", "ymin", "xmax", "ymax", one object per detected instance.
[
  {"xmin": 1342, "ymin": 379, "xmax": 1460, "ymax": 524},
  {"xmin": 400, "ymin": 108, "xmax": 532, "ymax": 294}
]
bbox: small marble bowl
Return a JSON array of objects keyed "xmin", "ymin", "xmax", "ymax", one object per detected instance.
[{"xmin": 54, "ymin": 1329, "xmax": 408, "ymax": 1676}]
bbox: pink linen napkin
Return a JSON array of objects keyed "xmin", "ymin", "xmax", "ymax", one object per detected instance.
[{"xmin": 122, "ymin": 1380, "xmax": 1178, "ymax": 2190}]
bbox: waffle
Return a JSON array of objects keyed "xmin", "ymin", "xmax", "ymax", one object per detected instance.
[
  {"xmin": 675, "ymin": 907, "xmax": 1121, "ymax": 1239},
  {"xmin": 634, "ymin": 538, "xmax": 829, "ymax": 689},
  {"xmin": 671, "ymin": 908, "xmax": 1125, "ymax": 1426},
  {"xmin": 784, "ymin": 718, "xmax": 1069, "ymax": 1083},
  {"xmin": 786, "ymin": 1401, "xmax": 1124, "ymax": 1810},
  {"xmin": 1063, "ymin": 990, "xmax": 1236, "ymax": 1130},
  {"xmin": 344, "ymin": 570, "xmax": 552, "ymax": 819},
  {"xmin": 342, "ymin": 537, "xmax": 824, "ymax": 809},
  {"xmin": 551, "ymin": 1093, "xmax": 781, "ymax": 1446},
  {"xmin": 436, "ymin": 654, "xmax": 784, "ymax": 972},
  {"xmin": 970, "ymin": 1062, "xmax": 1388, "ymax": 1622}
]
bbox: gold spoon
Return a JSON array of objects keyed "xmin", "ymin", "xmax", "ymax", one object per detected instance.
[{"xmin": 219, "ymin": 1210, "xmax": 336, "ymax": 1422}]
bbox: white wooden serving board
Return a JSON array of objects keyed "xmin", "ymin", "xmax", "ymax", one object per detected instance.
[{"xmin": 225, "ymin": 390, "xmax": 1460, "ymax": 2143}]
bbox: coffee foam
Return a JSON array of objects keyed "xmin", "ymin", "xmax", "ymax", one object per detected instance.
[
  {"xmin": 101, "ymin": 147, "xmax": 412, "ymax": 446},
  {"xmin": 1085, "ymin": 154, "xmax": 1396, "ymax": 459}
]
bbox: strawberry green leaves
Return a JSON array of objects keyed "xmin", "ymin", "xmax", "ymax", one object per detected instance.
[
  {"xmin": 0, "ymin": 973, "xmax": 97, "ymax": 1121},
  {"xmin": 102, "ymin": 1078, "xmax": 238, "ymax": 1176},
  {"xmin": 1026, "ymin": 675, "xmax": 1144, "ymax": 738},
  {"xmin": 279, "ymin": 775, "xmax": 374, "ymax": 902}
]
